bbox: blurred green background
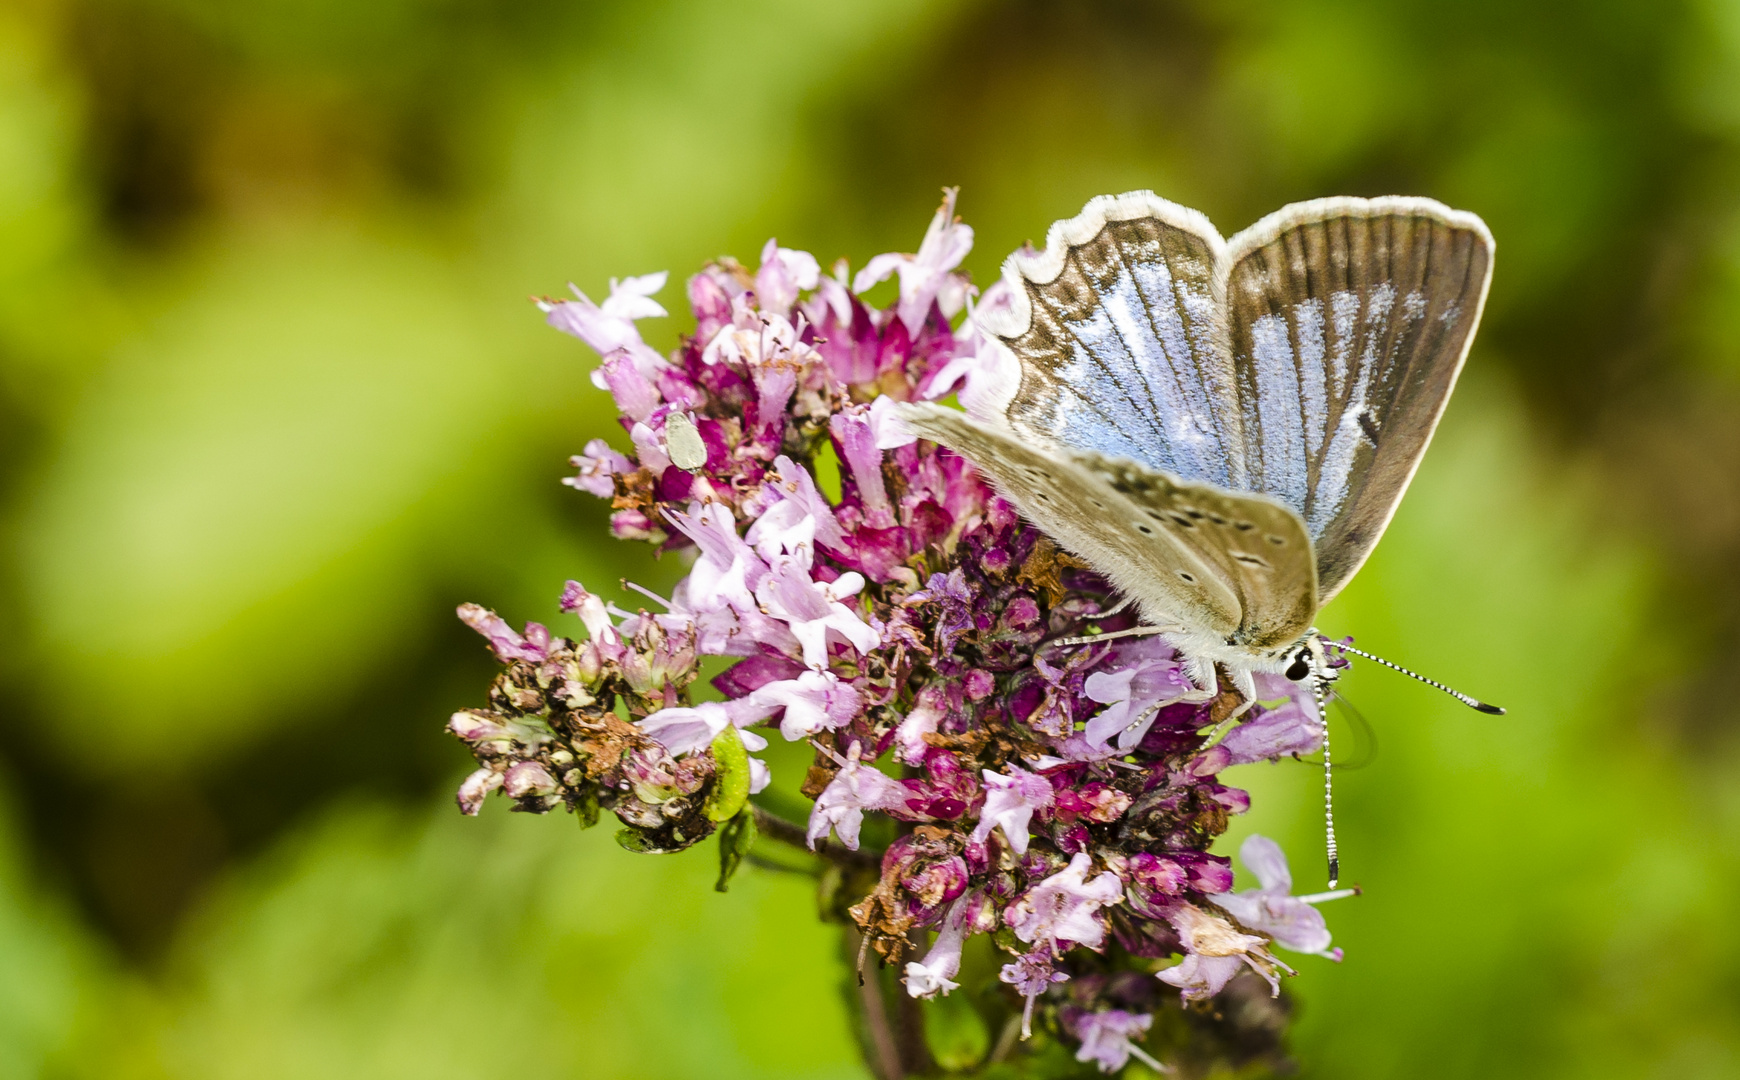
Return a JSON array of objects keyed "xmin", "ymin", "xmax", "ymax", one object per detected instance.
[{"xmin": 1, "ymin": 0, "xmax": 1738, "ymax": 1076}]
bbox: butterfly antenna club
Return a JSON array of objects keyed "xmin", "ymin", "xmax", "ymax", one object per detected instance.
[{"xmin": 1321, "ymin": 639, "xmax": 1505, "ymax": 715}]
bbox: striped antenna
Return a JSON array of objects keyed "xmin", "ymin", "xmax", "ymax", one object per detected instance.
[
  {"xmin": 1314, "ymin": 675, "xmax": 1339, "ymax": 888},
  {"xmin": 1320, "ymin": 638, "xmax": 1505, "ymax": 715}
]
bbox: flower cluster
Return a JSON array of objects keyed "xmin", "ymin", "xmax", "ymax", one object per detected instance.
[{"xmin": 447, "ymin": 192, "xmax": 1352, "ymax": 1074}]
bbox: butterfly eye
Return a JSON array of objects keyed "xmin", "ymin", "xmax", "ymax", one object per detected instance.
[{"xmin": 1285, "ymin": 652, "xmax": 1312, "ymax": 681}]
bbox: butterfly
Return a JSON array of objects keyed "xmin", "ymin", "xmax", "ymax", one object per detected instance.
[{"xmin": 895, "ymin": 191, "xmax": 1496, "ymax": 711}]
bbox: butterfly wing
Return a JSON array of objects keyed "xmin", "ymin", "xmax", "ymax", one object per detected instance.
[
  {"xmin": 895, "ymin": 403, "xmax": 1316, "ymax": 651},
  {"xmin": 974, "ymin": 192, "xmax": 1247, "ymax": 490},
  {"xmin": 1221, "ymin": 198, "xmax": 1494, "ymax": 601}
]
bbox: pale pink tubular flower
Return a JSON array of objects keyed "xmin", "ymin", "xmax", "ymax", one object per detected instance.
[
  {"xmin": 830, "ymin": 408, "xmax": 896, "ymax": 527},
  {"xmin": 807, "ymin": 743, "xmax": 909, "ymax": 850},
  {"xmin": 456, "ymin": 766, "xmax": 503, "ymax": 815},
  {"xmin": 1212, "ymin": 834, "xmax": 1354, "ymax": 959},
  {"xmin": 763, "ymin": 455, "xmax": 847, "ymax": 550},
  {"xmin": 1004, "ymin": 852, "xmax": 1125, "ymax": 952},
  {"xmin": 542, "ymin": 271, "xmax": 669, "ymax": 377},
  {"xmin": 853, "ymin": 188, "xmax": 974, "ymax": 334},
  {"xmin": 971, "ymin": 765, "xmax": 1055, "ymax": 856},
  {"xmin": 903, "ymin": 892, "xmax": 975, "ymax": 999},
  {"xmin": 920, "ymin": 279, "xmax": 1016, "ymax": 409}
]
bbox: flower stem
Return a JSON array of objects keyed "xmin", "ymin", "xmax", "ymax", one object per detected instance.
[{"xmin": 751, "ymin": 803, "xmax": 883, "ymax": 870}]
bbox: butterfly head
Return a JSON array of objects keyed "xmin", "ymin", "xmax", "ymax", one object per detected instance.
[{"xmin": 1283, "ymin": 632, "xmax": 1340, "ymax": 686}]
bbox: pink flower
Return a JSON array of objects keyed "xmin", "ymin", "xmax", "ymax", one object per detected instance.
[
  {"xmin": 559, "ymin": 580, "xmax": 618, "ymax": 643},
  {"xmin": 542, "ymin": 272, "xmax": 668, "ymax": 376},
  {"xmin": 830, "ymin": 408, "xmax": 895, "ymax": 527},
  {"xmin": 1212, "ymin": 835, "xmax": 1353, "ymax": 959},
  {"xmin": 893, "ymin": 685, "xmax": 947, "ymax": 765},
  {"xmin": 564, "ymin": 438, "xmax": 632, "ymax": 497},
  {"xmin": 754, "ymin": 549, "xmax": 879, "ymax": 669},
  {"xmin": 594, "ymin": 352, "xmax": 662, "ymax": 423},
  {"xmin": 971, "ymin": 765, "xmax": 1055, "ymax": 856},
  {"xmin": 746, "ymin": 669, "xmax": 863, "ymax": 740},
  {"xmin": 665, "ymin": 500, "xmax": 767, "ymax": 613},
  {"xmin": 807, "ymin": 744, "xmax": 909, "ymax": 850},
  {"xmin": 755, "ymin": 238, "xmax": 820, "ymax": 317},
  {"xmin": 760, "ymin": 456, "xmax": 847, "ymax": 551},
  {"xmin": 456, "ymin": 603, "xmax": 550, "ymax": 662},
  {"xmin": 502, "ymin": 760, "xmax": 559, "ymax": 799},
  {"xmin": 853, "ymin": 188, "xmax": 974, "ymax": 335},
  {"xmin": 1004, "ymin": 852, "xmax": 1125, "ymax": 952}
]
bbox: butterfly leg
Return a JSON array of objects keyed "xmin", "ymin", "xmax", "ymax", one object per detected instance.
[{"xmin": 1051, "ymin": 624, "xmax": 1175, "ymax": 648}]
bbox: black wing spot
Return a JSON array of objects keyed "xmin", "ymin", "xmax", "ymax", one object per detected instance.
[
  {"xmin": 1168, "ymin": 513, "xmax": 1195, "ymax": 529},
  {"xmin": 1267, "ymin": 535, "xmax": 1286, "ymax": 546},
  {"xmin": 1145, "ymin": 509, "xmax": 1165, "ymax": 520},
  {"xmin": 1233, "ymin": 552, "xmax": 1271, "ymax": 568},
  {"xmin": 1184, "ymin": 508, "xmax": 1205, "ymax": 519},
  {"xmin": 1235, "ymin": 521, "xmax": 1255, "ymax": 531},
  {"xmin": 1035, "ymin": 491, "xmax": 1051, "ymax": 501},
  {"xmin": 1178, "ymin": 571, "xmax": 1196, "ymax": 583},
  {"xmin": 1136, "ymin": 523, "xmax": 1155, "ymax": 535},
  {"xmin": 1357, "ymin": 409, "xmax": 1381, "ymax": 444},
  {"xmin": 1208, "ymin": 513, "xmax": 1227, "ymax": 525}
]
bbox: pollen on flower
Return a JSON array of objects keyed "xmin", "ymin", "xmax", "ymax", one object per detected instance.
[{"xmin": 445, "ymin": 191, "xmax": 1338, "ymax": 1074}]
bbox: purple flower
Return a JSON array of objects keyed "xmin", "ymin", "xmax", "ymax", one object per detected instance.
[
  {"xmin": 1005, "ymin": 852, "xmax": 1125, "ymax": 952},
  {"xmin": 1213, "ymin": 834, "xmax": 1353, "ymax": 959},
  {"xmin": 853, "ymin": 188, "xmax": 973, "ymax": 335},
  {"xmin": 1000, "ymin": 950, "xmax": 1070, "ymax": 1038},
  {"xmin": 971, "ymin": 765, "xmax": 1054, "ymax": 856},
  {"xmin": 1215, "ymin": 674, "xmax": 1325, "ymax": 764},
  {"xmin": 1083, "ymin": 640, "xmax": 1208, "ymax": 751},
  {"xmin": 1067, "ymin": 1009, "xmax": 1165, "ymax": 1075}
]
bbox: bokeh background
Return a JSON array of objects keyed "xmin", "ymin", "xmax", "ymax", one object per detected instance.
[{"xmin": 1, "ymin": 0, "xmax": 1738, "ymax": 1076}]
